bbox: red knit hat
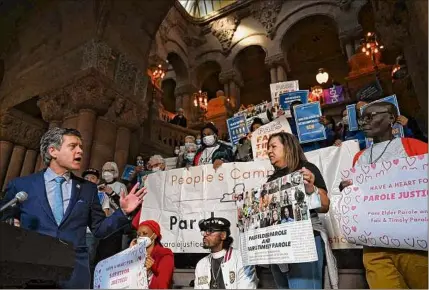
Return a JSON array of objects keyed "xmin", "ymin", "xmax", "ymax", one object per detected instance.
[{"xmin": 132, "ymin": 210, "xmax": 162, "ymax": 240}]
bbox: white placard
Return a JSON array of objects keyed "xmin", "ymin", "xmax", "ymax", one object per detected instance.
[
  {"xmin": 94, "ymin": 242, "xmax": 148, "ymax": 289},
  {"xmin": 338, "ymin": 154, "xmax": 428, "ymax": 251}
]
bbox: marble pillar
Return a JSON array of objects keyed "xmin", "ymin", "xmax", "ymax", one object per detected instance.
[
  {"xmin": 270, "ymin": 67, "xmax": 278, "ymax": 83},
  {"xmin": 0, "ymin": 141, "xmax": 14, "ymax": 190},
  {"xmin": 76, "ymin": 109, "xmax": 97, "ymax": 174},
  {"xmin": 223, "ymin": 83, "xmax": 230, "ymax": 98},
  {"xmin": 345, "ymin": 42, "xmax": 354, "ymax": 60},
  {"xmin": 2, "ymin": 145, "xmax": 26, "ymax": 191},
  {"xmin": 20, "ymin": 149, "xmax": 38, "ymax": 177},
  {"xmin": 114, "ymin": 127, "xmax": 131, "ymax": 176},
  {"xmin": 229, "ymin": 81, "xmax": 237, "ymax": 109},
  {"xmin": 90, "ymin": 117, "xmax": 117, "ymax": 171}
]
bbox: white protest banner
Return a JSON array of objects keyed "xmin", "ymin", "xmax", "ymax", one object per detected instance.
[
  {"xmin": 141, "ymin": 141, "xmax": 361, "ymax": 252},
  {"xmin": 251, "ymin": 115, "xmax": 292, "ymax": 161},
  {"xmin": 141, "ymin": 160, "xmax": 275, "ymax": 252},
  {"xmin": 238, "ymin": 171, "xmax": 318, "ymax": 265},
  {"xmin": 338, "ymin": 154, "xmax": 428, "ymax": 251},
  {"xmin": 94, "ymin": 242, "xmax": 148, "ymax": 289},
  {"xmin": 305, "ymin": 140, "xmax": 362, "ymax": 249}
]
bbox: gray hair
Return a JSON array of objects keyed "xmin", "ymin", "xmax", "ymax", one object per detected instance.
[
  {"xmin": 185, "ymin": 135, "xmax": 196, "ymax": 143},
  {"xmin": 185, "ymin": 143, "xmax": 197, "ymax": 152},
  {"xmin": 102, "ymin": 161, "xmax": 119, "ymax": 179},
  {"xmin": 40, "ymin": 127, "xmax": 82, "ymax": 166},
  {"xmin": 149, "ymin": 154, "xmax": 165, "ymax": 165}
]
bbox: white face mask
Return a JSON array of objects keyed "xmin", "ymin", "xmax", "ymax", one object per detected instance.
[
  {"xmin": 196, "ymin": 139, "xmax": 201, "ymax": 145},
  {"xmin": 102, "ymin": 171, "xmax": 114, "ymax": 183},
  {"xmin": 152, "ymin": 167, "xmax": 161, "ymax": 172},
  {"xmin": 203, "ymin": 135, "xmax": 216, "ymax": 146},
  {"xmin": 186, "ymin": 152, "xmax": 196, "ymax": 162},
  {"xmin": 137, "ymin": 234, "xmax": 155, "ymax": 247},
  {"xmin": 174, "ymin": 149, "xmax": 180, "ymax": 155},
  {"xmin": 342, "ymin": 116, "xmax": 349, "ymax": 125}
]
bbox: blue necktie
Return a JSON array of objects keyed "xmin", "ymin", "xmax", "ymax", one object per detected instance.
[{"xmin": 53, "ymin": 176, "xmax": 66, "ymax": 225}]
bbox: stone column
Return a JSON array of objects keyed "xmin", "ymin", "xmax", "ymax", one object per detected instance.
[
  {"xmin": 277, "ymin": 66, "xmax": 287, "ymax": 82},
  {"xmin": 20, "ymin": 149, "xmax": 38, "ymax": 176},
  {"xmin": 265, "ymin": 53, "xmax": 286, "ymax": 84},
  {"xmin": 269, "ymin": 68, "xmax": 278, "ymax": 83},
  {"xmin": 76, "ymin": 109, "xmax": 97, "ymax": 173},
  {"xmin": 90, "ymin": 117, "xmax": 117, "ymax": 171},
  {"xmin": 34, "ymin": 154, "xmax": 44, "ymax": 173},
  {"xmin": 2, "ymin": 145, "xmax": 26, "ymax": 191},
  {"xmin": 0, "ymin": 141, "xmax": 14, "ymax": 190},
  {"xmin": 114, "ymin": 127, "xmax": 131, "ymax": 176},
  {"xmin": 219, "ymin": 70, "xmax": 243, "ymax": 109},
  {"xmin": 223, "ymin": 83, "xmax": 230, "ymax": 98},
  {"xmin": 345, "ymin": 42, "xmax": 354, "ymax": 60},
  {"xmin": 62, "ymin": 114, "xmax": 79, "ymax": 129}
]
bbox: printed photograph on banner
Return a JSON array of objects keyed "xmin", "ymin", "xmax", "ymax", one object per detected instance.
[
  {"xmin": 338, "ymin": 154, "xmax": 428, "ymax": 251},
  {"xmin": 270, "ymin": 80, "xmax": 299, "ymax": 118},
  {"xmin": 235, "ymin": 101, "xmax": 272, "ymax": 130},
  {"xmin": 237, "ymin": 171, "xmax": 318, "ymax": 265}
]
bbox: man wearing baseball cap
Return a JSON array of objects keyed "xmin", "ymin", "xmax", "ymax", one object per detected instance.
[{"xmin": 194, "ymin": 217, "xmax": 258, "ymax": 289}]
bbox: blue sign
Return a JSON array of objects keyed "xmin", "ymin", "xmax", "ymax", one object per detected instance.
[
  {"xmin": 361, "ymin": 95, "xmax": 404, "ymax": 147},
  {"xmin": 279, "ymin": 90, "xmax": 309, "ymax": 116},
  {"xmin": 121, "ymin": 164, "xmax": 136, "ymax": 181},
  {"xmin": 227, "ymin": 115, "xmax": 249, "ymax": 145},
  {"xmin": 346, "ymin": 104, "xmax": 359, "ymax": 131},
  {"xmin": 294, "ymin": 102, "xmax": 326, "ymax": 144}
]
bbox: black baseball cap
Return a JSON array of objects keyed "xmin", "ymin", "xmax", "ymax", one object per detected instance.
[
  {"xmin": 82, "ymin": 168, "xmax": 100, "ymax": 179},
  {"xmin": 199, "ymin": 217, "xmax": 231, "ymax": 233}
]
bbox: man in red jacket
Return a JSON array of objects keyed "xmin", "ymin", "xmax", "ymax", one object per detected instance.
[
  {"xmin": 341, "ymin": 101, "xmax": 428, "ymax": 289},
  {"xmin": 130, "ymin": 211, "xmax": 174, "ymax": 289}
]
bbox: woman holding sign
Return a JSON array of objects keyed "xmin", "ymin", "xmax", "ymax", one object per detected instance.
[
  {"xmin": 266, "ymin": 132, "xmax": 337, "ymax": 289},
  {"xmin": 130, "ymin": 211, "xmax": 174, "ymax": 289}
]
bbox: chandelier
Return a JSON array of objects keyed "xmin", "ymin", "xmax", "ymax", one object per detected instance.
[
  {"xmin": 360, "ymin": 32, "xmax": 384, "ymax": 58},
  {"xmin": 193, "ymin": 90, "xmax": 208, "ymax": 111},
  {"xmin": 152, "ymin": 64, "xmax": 166, "ymax": 82}
]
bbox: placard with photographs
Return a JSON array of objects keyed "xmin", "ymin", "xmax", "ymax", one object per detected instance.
[
  {"xmin": 234, "ymin": 101, "xmax": 272, "ymax": 130},
  {"xmin": 237, "ymin": 171, "xmax": 320, "ymax": 266}
]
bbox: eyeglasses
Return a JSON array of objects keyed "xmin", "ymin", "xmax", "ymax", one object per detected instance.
[
  {"xmin": 358, "ymin": 111, "xmax": 389, "ymax": 125},
  {"xmin": 200, "ymin": 230, "xmax": 222, "ymax": 236}
]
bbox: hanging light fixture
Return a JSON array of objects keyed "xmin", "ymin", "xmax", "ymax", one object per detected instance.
[
  {"xmin": 316, "ymin": 68, "xmax": 329, "ymax": 84},
  {"xmin": 193, "ymin": 90, "xmax": 208, "ymax": 112}
]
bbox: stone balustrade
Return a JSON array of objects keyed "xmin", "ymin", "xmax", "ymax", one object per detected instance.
[{"xmin": 142, "ymin": 120, "xmax": 199, "ymax": 157}]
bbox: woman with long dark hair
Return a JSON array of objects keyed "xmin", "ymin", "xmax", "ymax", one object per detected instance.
[{"xmin": 266, "ymin": 132, "xmax": 337, "ymax": 289}]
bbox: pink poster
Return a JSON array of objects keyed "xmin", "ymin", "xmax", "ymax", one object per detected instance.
[{"xmin": 338, "ymin": 154, "xmax": 428, "ymax": 251}]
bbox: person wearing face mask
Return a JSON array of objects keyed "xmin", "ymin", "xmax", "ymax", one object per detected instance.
[
  {"xmin": 130, "ymin": 211, "xmax": 174, "ymax": 289},
  {"xmin": 147, "ymin": 155, "xmax": 166, "ymax": 172},
  {"xmin": 194, "ymin": 123, "xmax": 234, "ymax": 170},
  {"xmin": 96, "ymin": 161, "xmax": 129, "ymax": 263},
  {"xmin": 180, "ymin": 143, "xmax": 197, "ymax": 168},
  {"xmin": 176, "ymin": 135, "xmax": 196, "ymax": 168}
]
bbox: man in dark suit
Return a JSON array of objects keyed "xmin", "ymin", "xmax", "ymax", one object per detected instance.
[{"xmin": 1, "ymin": 127, "xmax": 146, "ymax": 289}]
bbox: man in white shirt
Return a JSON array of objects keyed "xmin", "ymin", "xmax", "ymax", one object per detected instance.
[{"xmin": 194, "ymin": 217, "xmax": 258, "ymax": 289}]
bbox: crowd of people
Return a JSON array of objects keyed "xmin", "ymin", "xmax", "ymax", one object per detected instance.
[{"xmin": 0, "ymin": 99, "xmax": 427, "ymax": 289}]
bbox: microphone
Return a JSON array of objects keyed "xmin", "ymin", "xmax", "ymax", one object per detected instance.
[{"xmin": 0, "ymin": 191, "xmax": 28, "ymax": 213}]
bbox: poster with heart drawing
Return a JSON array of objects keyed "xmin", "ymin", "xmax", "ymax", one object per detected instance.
[
  {"xmin": 338, "ymin": 154, "xmax": 428, "ymax": 251},
  {"xmin": 94, "ymin": 242, "xmax": 148, "ymax": 289}
]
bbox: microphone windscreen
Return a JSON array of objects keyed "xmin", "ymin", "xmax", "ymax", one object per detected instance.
[{"xmin": 16, "ymin": 191, "xmax": 28, "ymax": 202}]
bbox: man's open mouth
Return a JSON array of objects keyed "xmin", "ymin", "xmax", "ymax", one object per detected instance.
[{"xmin": 74, "ymin": 157, "xmax": 82, "ymax": 162}]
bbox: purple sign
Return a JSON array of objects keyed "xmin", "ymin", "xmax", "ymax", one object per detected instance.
[{"xmin": 323, "ymin": 85, "xmax": 344, "ymax": 104}]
